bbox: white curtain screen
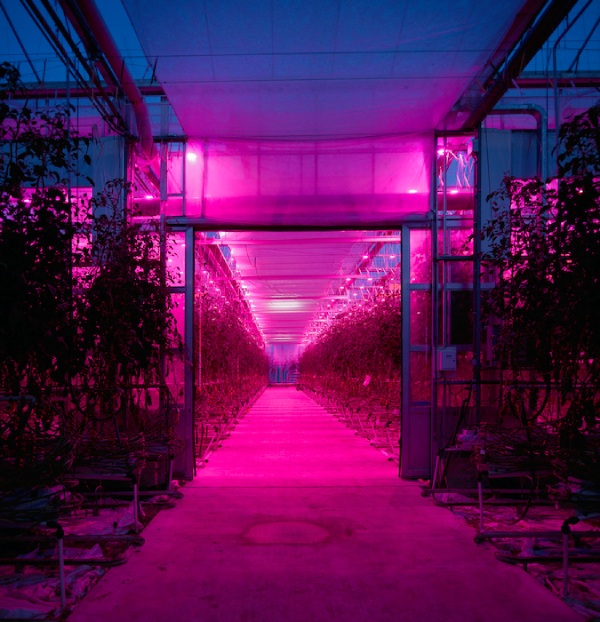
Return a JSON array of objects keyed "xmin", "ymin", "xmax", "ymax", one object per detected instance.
[{"xmin": 180, "ymin": 134, "xmax": 432, "ymax": 227}]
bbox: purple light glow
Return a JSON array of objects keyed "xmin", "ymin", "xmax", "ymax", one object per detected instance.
[{"xmin": 162, "ymin": 136, "xmax": 431, "ymax": 226}]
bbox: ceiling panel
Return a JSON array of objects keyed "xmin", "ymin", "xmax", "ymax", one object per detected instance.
[
  {"xmin": 122, "ymin": 0, "xmax": 534, "ymax": 139},
  {"xmin": 218, "ymin": 231, "xmax": 392, "ymax": 343}
]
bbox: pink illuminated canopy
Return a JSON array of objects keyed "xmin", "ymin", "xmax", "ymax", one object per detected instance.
[{"xmin": 123, "ymin": 0, "xmax": 538, "ymax": 140}]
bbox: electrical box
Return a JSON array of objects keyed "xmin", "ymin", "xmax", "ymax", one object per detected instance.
[{"xmin": 438, "ymin": 347, "xmax": 457, "ymax": 372}]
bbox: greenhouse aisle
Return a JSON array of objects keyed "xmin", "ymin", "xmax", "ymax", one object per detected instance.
[{"xmin": 69, "ymin": 386, "xmax": 581, "ymax": 622}]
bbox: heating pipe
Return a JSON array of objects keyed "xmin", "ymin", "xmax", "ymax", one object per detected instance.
[{"xmin": 57, "ymin": 0, "xmax": 158, "ymax": 168}]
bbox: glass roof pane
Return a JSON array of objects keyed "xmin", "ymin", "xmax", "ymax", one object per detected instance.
[{"xmin": 524, "ymin": 0, "xmax": 600, "ymax": 74}]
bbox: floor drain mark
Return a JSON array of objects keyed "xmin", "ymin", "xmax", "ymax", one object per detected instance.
[{"xmin": 244, "ymin": 521, "xmax": 329, "ymax": 544}]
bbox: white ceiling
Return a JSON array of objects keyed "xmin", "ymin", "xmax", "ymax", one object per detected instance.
[{"xmin": 122, "ymin": 0, "xmax": 537, "ymax": 139}]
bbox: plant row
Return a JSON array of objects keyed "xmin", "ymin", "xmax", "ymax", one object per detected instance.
[
  {"xmin": 1, "ymin": 64, "xmax": 182, "ymax": 513},
  {"xmin": 482, "ymin": 103, "xmax": 600, "ymax": 443},
  {"xmin": 299, "ymin": 293, "xmax": 401, "ymax": 458},
  {"xmin": 194, "ymin": 275, "xmax": 268, "ymax": 459}
]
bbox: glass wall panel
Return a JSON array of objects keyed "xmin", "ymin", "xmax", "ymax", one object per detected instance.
[
  {"xmin": 449, "ymin": 291, "xmax": 473, "ymax": 345},
  {"xmin": 161, "ymin": 135, "xmax": 433, "ymax": 227},
  {"xmin": 410, "ymin": 229, "xmax": 431, "ymax": 284},
  {"xmin": 410, "ymin": 351, "xmax": 431, "ymax": 402},
  {"xmin": 167, "ymin": 232, "xmax": 186, "ymax": 287},
  {"xmin": 410, "ymin": 290, "xmax": 431, "ymax": 345},
  {"xmin": 166, "ymin": 293, "xmax": 185, "ymax": 402}
]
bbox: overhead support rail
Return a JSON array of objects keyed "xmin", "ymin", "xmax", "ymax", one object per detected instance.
[
  {"xmin": 18, "ymin": 0, "xmax": 127, "ymax": 135},
  {"xmin": 15, "ymin": 82, "xmax": 165, "ymax": 100},
  {"xmin": 17, "ymin": 0, "xmax": 161, "ymax": 185},
  {"xmin": 451, "ymin": 0, "xmax": 579, "ymax": 131},
  {"xmin": 165, "ymin": 219, "xmax": 426, "ymax": 232},
  {"xmin": 57, "ymin": 0, "xmax": 158, "ymax": 165},
  {"xmin": 514, "ymin": 72, "xmax": 600, "ymax": 88}
]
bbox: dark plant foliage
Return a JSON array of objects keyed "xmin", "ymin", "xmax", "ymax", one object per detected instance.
[
  {"xmin": 299, "ymin": 292, "xmax": 401, "ymax": 403},
  {"xmin": 0, "ymin": 63, "xmax": 90, "ymax": 398},
  {"xmin": 72, "ymin": 180, "xmax": 183, "ymax": 428},
  {"xmin": 199, "ymin": 287, "xmax": 268, "ymax": 400},
  {"xmin": 482, "ymin": 102, "xmax": 600, "ymax": 439},
  {"xmin": 193, "ymin": 282, "xmax": 267, "ymax": 461},
  {"xmin": 0, "ymin": 65, "xmax": 182, "ymax": 504},
  {"xmin": 0, "ymin": 63, "xmax": 91, "ymax": 500}
]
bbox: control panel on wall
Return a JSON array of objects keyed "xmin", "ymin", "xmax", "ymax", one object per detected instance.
[{"xmin": 438, "ymin": 346, "xmax": 457, "ymax": 372}]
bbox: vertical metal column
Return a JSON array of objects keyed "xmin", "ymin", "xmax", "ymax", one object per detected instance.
[
  {"xmin": 400, "ymin": 222, "xmax": 433, "ymax": 479},
  {"xmin": 182, "ymin": 141, "xmax": 188, "ymax": 216},
  {"xmin": 473, "ymin": 131, "xmax": 482, "ymax": 422},
  {"xmin": 182, "ymin": 226, "xmax": 196, "ymax": 479},
  {"xmin": 431, "ymin": 136, "xmax": 442, "ymax": 472},
  {"xmin": 400, "ymin": 224, "xmax": 410, "ymax": 477}
]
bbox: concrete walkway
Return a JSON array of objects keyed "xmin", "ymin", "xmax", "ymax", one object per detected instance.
[{"xmin": 69, "ymin": 386, "xmax": 582, "ymax": 622}]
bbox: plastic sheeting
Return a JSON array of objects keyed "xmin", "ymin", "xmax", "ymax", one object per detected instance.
[
  {"xmin": 172, "ymin": 134, "xmax": 432, "ymax": 228},
  {"xmin": 122, "ymin": 0, "xmax": 540, "ymax": 139}
]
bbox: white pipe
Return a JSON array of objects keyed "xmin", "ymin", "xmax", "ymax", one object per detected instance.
[{"xmin": 58, "ymin": 0, "xmax": 158, "ymax": 166}]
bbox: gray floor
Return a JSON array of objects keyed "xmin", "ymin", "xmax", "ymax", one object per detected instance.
[{"xmin": 69, "ymin": 386, "xmax": 582, "ymax": 621}]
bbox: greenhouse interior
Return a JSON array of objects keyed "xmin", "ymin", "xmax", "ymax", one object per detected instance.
[{"xmin": 1, "ymin": 0, "xmax": 600, "ymax": 620}]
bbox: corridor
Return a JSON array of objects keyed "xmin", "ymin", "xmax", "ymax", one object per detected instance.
[{"xmin": 69, "ymin": 386, "xmax": 581, "ymax": 622}]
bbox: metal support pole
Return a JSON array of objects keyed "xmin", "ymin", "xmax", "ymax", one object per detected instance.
[
  {"xmin": 562, "ymin": 531, "xmax": 570, "ymax": 599},
  {"xmin": 432, "ymin": 136, "xmax": 441, "ymax": 470},
  {"xmin": 473, "ymin": 130, "xmax": 482, "ymax": 423},
  {"xmin": 56, "ymin": 523, "xmax": 66, "ymax": 611},
  {"xmin": 132, "ymin": 476, "xmax": 140, "ymax": 532},
  {"xmin": 431, "ymin": 452, "xmax": 441, "ymax": 492},
  {"xmin": 478, "ymin": 478, "xmax": 485, "ymax": 533},
  {"xmin": 185, "ymin": 226, "xmax": 196, "ymax": 478},
  {"xmin": 400, "ymin": 224, "xmax": 411, "ymax": 478},
  {"xmin": 167, "ymin": 454, "xmax": 174, "ymax": 490},
  {"xmin": 561, "ymin": 516, "xmax": 579, "ymax": 600}
]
